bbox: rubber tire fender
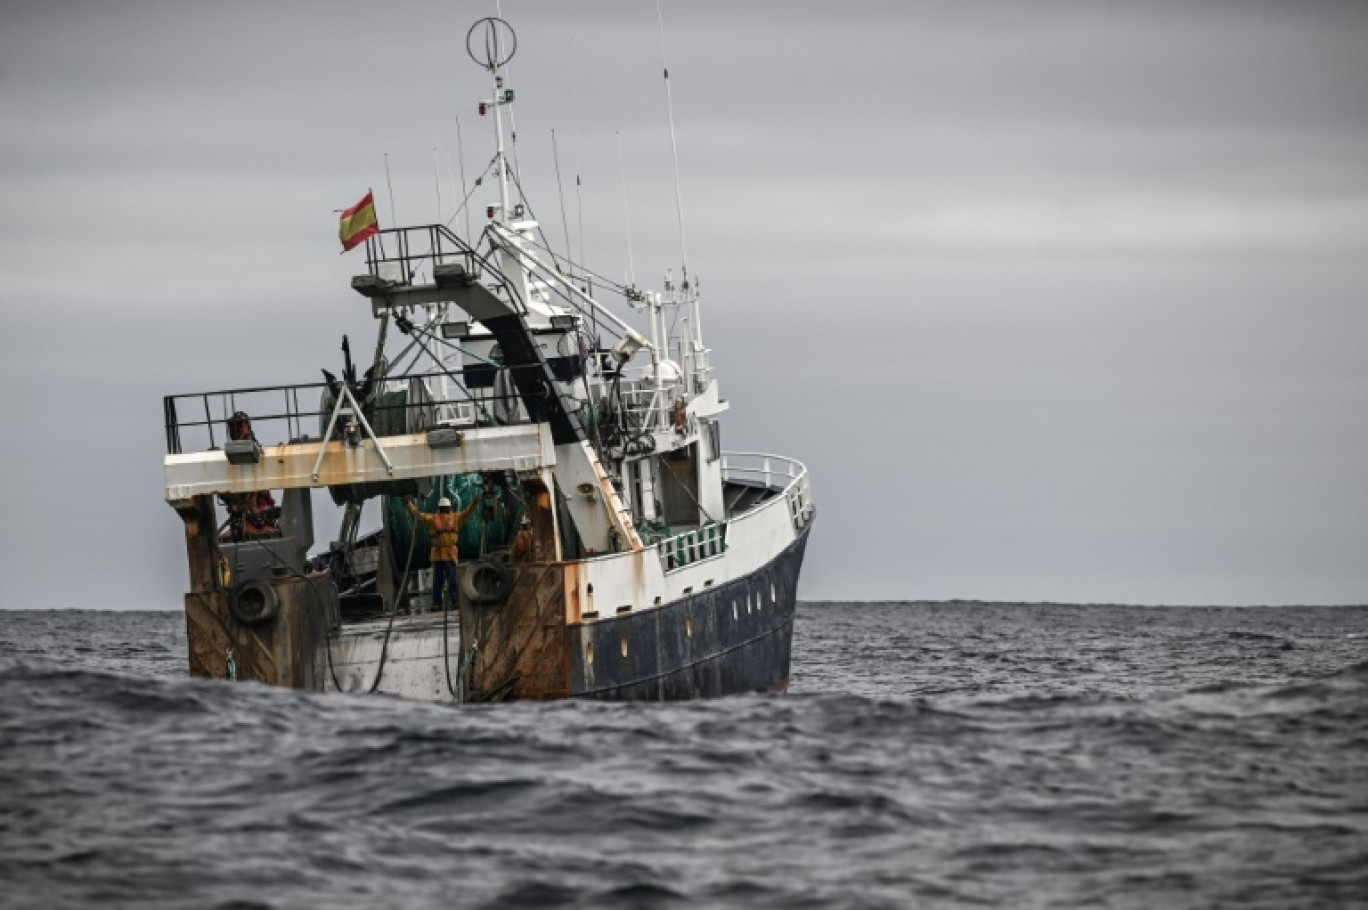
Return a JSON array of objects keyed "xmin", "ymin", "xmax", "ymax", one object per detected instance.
[
  {"xmin": 460, "ymin": 559, "xmax": 515, "ymax": 605},
  {"xmin": 229, "ymin": 578, "xmax": 279, "ymax": 625}
]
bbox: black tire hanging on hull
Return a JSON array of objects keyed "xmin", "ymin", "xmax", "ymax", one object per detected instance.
[
  {"xmin": 461, "ymin": 559, "xmax": 516, "ymax": 605},
  {"xmin": 228, "ymin": 579, "xmax": 279, "ymax": 625}
]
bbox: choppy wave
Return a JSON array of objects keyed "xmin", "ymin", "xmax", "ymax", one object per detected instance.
[{"xmin": 2, "ymin": 604, "xmax": 1366, "ymax": 908}]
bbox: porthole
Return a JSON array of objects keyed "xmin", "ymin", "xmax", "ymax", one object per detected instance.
[
  {"xmin": 620, "ymin": 636, "xmax": 629, "ymax": 658},
  {"xmin": 770, "ymin": 583, "xmax": 777, "ymax": 603},
  {"xmin": 686, "ymin": 615, "xmax": 693, "ymax": 638},
  {"xmin": 732, "ymin": 601, "xmax": 738, "ymax": 621}
]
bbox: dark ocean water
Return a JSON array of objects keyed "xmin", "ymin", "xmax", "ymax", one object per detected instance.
[{"xmin": 2, "ymin": 603, "xmax": 1366, "ymax": 909}]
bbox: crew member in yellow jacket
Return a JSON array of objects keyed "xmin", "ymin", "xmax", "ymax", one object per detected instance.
[{"xmin": 406, "ymin": 493, "xmax": 481, "ymax": 610}]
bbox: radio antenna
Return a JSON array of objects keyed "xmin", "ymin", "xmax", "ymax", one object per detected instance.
[
  {"xmin": 383, "ymin": 152, "xmax": 399, "ymax": 229},
  {"xmin": 617, "ymin": 131, "xmax": 637, "ymax": 286},
  {"xmin": 494, "ymin": 0, "xmax": 521, "ymax": 183},
  {"xmin": 453, "ymin": 116, "xmax": 472, "ymax": 241},
  {"xmin": 568, "ymin": 32, "xmax": 589, "ymax": 287},
  {"xmin": 432, "ymin": 147, "xmax": 442, "ymax": 224},
  {"xmin": 657, "ymin": 0, "xmax": 688, "ymax": 286},
  {"xmin": 552, "ymin": 128, "xmax": 574, "ymax": 274},
  {"xmin": 576, "ymin": 172, "xmax": 587, "ymax": 287}
]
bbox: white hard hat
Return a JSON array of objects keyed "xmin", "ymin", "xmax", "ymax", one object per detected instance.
[{"xmin": 437, "ymin": 497, "xmax": 452, "ymax": 508}]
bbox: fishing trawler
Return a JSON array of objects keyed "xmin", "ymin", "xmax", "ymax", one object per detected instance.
[{"xmin": 160, "ymin": 19, "xmax": 813, "ymax": 702}]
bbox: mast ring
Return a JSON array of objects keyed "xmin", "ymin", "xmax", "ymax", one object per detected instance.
[{"xmin": 466, "ymin": 17, "xmax": 517, "ymax": 69}]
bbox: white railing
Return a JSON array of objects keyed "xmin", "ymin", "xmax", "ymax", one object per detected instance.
[
  {"xmin": 720, "ymin": 452, "xmax": 814, "ymax": 530},
  {"xmin": 660, "ymin": 522, "xmax": 727, "ymax": 572},
  {"xmin": 651, "ymin": 453, "xmax": 811, "ymax": 574},
  {"xmin": 720, "ymin": 452, "xmax": 805, "ymax": 494},
  {"xmin": 617, "ymin": 378, "xmax": 682, "ymax": 433},
  {"xmin": 432, "ymin": 400, "xmax": 478, "ymax": 428}
]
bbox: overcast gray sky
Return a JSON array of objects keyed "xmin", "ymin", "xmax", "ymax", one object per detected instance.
[{"xmin": 2, "ymin": 1, "xmax": 1366, "ymax": 608}]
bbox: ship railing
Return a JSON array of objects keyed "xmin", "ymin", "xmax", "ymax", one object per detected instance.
[
  {"xmin": 720, "ymin": 452, "xmax": 814, "ymax": 530},
  {"xmin": 161, "ymin": 371, "xmax": 531, "ymax": 456},
  {"xmin": 659, "ymin": 522, "xmax": 728, "ymax": 572},
  {"xmin": 615, "ymin": 377, "xmax": 683, "ymax": 433},
  {"xmin": 357, "ymin": 224, "xmax": 542, "ymax": 320},
  {"xmin": 678, "ymin": 343, "xmax": 713, "ymax": 395},
  {"xmin": 361, "ymin": 224, "xmax": 483, "ymax": 287},
  {"xmin": 610, "ymin": 364, "xmax": 711, "ymax": 437}
]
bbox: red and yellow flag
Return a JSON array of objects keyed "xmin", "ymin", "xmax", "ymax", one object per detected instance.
[{"xmin": 338, "ymin": 191, "xmax": 379, "ymax": 252}]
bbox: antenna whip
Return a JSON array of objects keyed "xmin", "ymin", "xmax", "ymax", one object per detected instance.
[
  {"xmin": 453, "ymin": 116, "xmax": 472, "ymax": 241},
  {"xmin": 617, "ymin": 131, "xmax": 637, "ymax": 286},
  {"xmin": 657, "ymin": 0, "xmax": 688, "ymax": 285},
  {"xmin": 383, "ymin": 152, "xmax": 399, "ymax": 229},
  {"xmin": 552, "ymin": 128, "xmax": 574, "ymax": 274}
]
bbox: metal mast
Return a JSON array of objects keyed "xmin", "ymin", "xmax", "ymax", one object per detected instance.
[
  {"xmin": 468, "ymin": 17, "xmax": 529, "ymax": 310},
  {"xmin": 471, "ymin": 18, "xmax": 516, "ymax": 227}
]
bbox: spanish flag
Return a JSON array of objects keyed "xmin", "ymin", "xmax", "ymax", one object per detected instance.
[{"xmin": 339, "ymin": 191, "xmax": 379, "ymax": 252}]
